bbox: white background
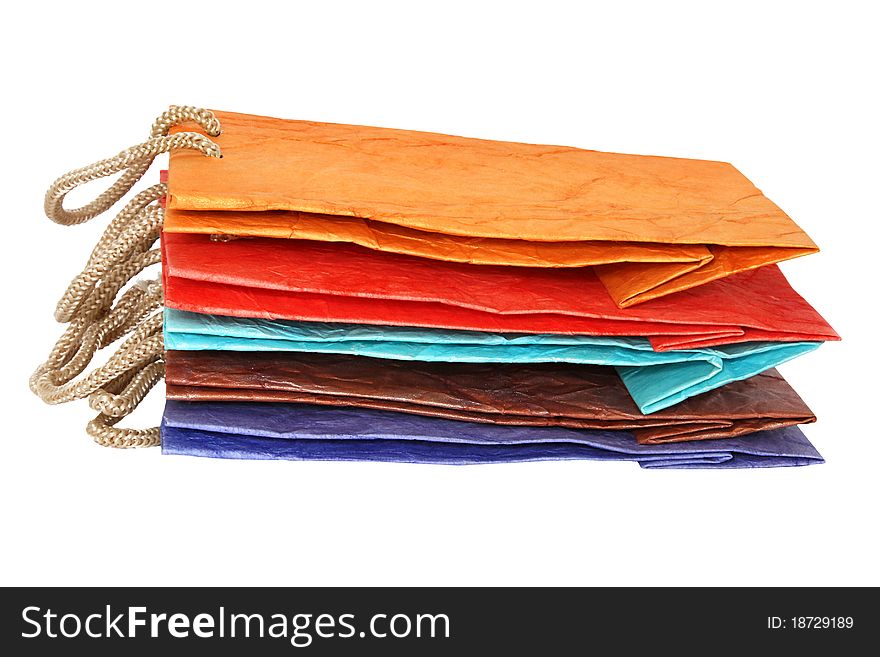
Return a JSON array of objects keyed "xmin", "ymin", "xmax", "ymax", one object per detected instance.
[{"xmin": 2, "ymin": 1, "xmax": 877, "ymax": 586}]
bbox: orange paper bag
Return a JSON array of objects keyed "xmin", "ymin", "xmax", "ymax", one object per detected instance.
[{"xmin": 165, "ymin": 110, "xmax": 817, "ymax": 306}]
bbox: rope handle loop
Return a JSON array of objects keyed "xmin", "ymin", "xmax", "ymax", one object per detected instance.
[
  {"xmin": 45, "ymin": 105, "xmax": 221, "ymax": 226},
  {"xmin": 31, "ymin": 106, "xmax": 222, "ymax": 447}
]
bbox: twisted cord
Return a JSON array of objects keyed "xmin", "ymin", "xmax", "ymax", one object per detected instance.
[
  {"xmin": 31, "ymin": 106, "xmax": 222, "ymax": 447},
  {"xmin": 44, "ymin": 106, "xmax": 220, "ymax": 226}
]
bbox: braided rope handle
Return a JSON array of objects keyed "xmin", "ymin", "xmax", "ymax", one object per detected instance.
[
  {"xmin": 44, "ymin": 107, "xmax": 221, "ymax": 226},
  {"xmin": 31, "ymin": 106, "xmax": 222, "ymax": 447}
]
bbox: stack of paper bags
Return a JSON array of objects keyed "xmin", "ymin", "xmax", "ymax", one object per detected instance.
[{"xmin": 160, "ymin": 110, "xmax": 837, "ymax": 468}]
